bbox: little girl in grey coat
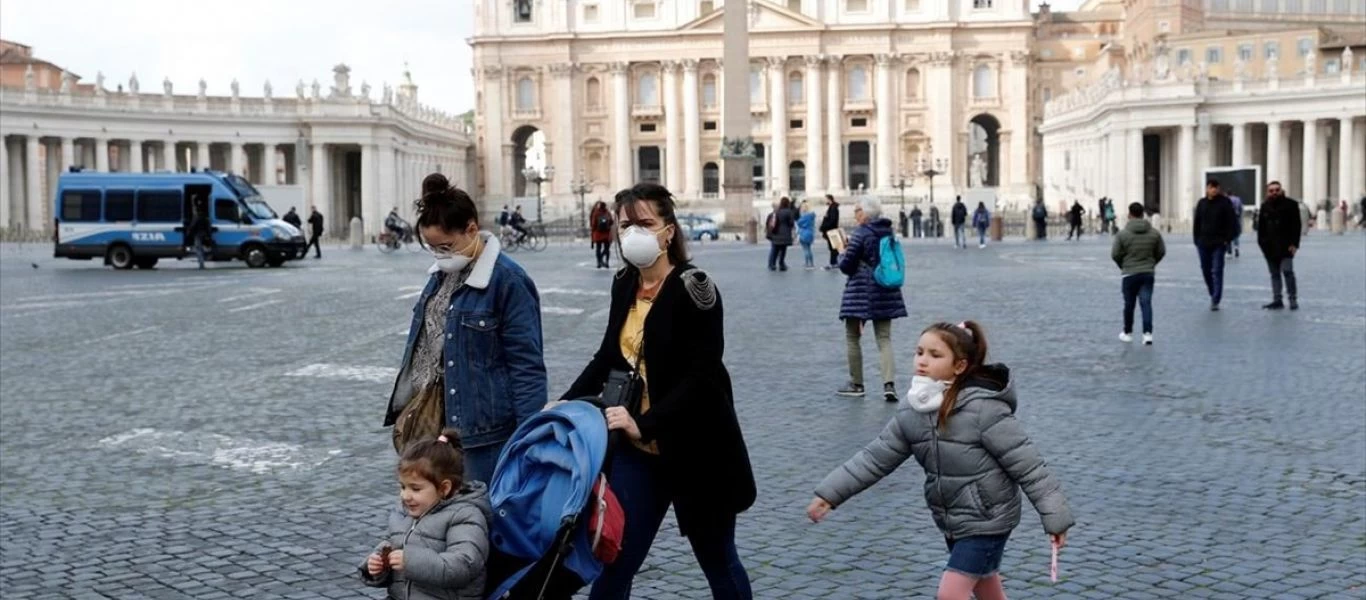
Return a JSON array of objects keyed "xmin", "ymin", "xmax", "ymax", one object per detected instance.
[{"xmin": 807, "ymin": 321, "xmax": 1074, "ymax": 600}]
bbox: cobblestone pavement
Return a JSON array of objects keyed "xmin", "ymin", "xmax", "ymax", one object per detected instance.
[{"xmin": 1, "ymin": 233, "xmax": 1364, "ymax": 600}]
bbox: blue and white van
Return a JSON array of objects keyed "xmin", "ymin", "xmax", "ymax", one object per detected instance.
[{"xmin": 53, "ymin": 169, "xmax": 305, "ymax": 269}]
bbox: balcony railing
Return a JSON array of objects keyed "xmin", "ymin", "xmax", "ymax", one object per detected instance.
[
  {"xmin": 511, "ymin": 108, "xmax": 542, "ymax": 120},
  {"xmin": 843, "ymin": 98, "xmax": 874, "ymax": 112},
  {"xmin": 632, "ymin": 103, "xmax": 662, "ymax": 118}
]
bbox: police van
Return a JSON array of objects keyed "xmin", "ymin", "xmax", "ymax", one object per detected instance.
[{"xmin": 53, "ymin": 170, "xmax": 305, "ymax": 269}]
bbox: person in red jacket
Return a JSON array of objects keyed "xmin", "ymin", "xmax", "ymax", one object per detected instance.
[{"xmin": 590, "ymin": 201, "xmax": 614, "ymax": 269}]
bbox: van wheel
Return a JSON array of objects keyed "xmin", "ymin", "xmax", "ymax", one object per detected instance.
[
  {"xmin": 107, "ymin": 244, "xmax": 135, "ymax": 270},
  {"xmin": 134, "ymin": 257, "xmax": 159, "ymax": 269},
  {"xmin": 242, "ymin": 245, "xmax": 268, "ymax": 268}
]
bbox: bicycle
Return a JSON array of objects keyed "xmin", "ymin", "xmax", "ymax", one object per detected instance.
[
  {"xmin": 376, "ymin": 229, "xmax": 421, "ymax": 254},
  {"xmin": 500, "ymin": 224, "xmax": 547, "ymax": 252}
]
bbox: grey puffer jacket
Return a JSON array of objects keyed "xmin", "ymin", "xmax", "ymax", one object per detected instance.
[
  {"xmin": 815, "ymin": 365, "xmax": 1074, "ymax": 539},
  {"xmin": 359, "ymin": 482, "xmax": 492, "ymax": 600}
]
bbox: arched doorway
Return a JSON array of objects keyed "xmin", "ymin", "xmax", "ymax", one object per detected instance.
[
  {"xmin": 967, "ymin": 114, "xmax": 1000, "ymax": 188},
  {"xmin": 511, "ymin": 125, "xmax": 545, "ymax": 197}
]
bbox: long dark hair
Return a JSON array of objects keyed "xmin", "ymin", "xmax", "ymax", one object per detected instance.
[
  {"xmin": 923, "ymin": 321, "xmax": 991, "ymax": 430},
  {"xmin": 614, "ymin": 183, "xmax": 689, "ymax": 266},
  {"xmin": 414, "ymin": 173, "xmax": 478, "ymax": 248}
]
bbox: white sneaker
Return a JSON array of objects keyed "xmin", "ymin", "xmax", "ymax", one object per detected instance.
[
  {"xmin": 978, "ymin": 244, "xmax": 986, "ymax": 249},
  {"xmin": 1119, "ymin": 332, "xmax": 1133, "ymax": 343},
  {"xmin": 1142, "ymin": 333, "xmax": 1153, "ymax": 345}
]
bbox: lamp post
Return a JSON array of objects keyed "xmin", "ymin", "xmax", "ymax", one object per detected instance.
[
  {"xmin": 570, "ymin": 170, "xmax": 594, "ymax": 234},
  {"xmin": 896, "ymin": 172, "xmax": 912, "ymax": 237},
  {"xmin": 521, "ymin": 164, "xmax": 554, "ymax": 223}
]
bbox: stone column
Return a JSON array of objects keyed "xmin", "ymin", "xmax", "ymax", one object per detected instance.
[
  {"xmin": 482, "ymin": 66, "xmax": 507, "ymax": 199},
  {"xmin": 1008, "ymin": 52, "xmax": 1031, "ymax": 196},
  {"xmin": 95, "ymin": 138, "xmax": 110, "ymax": 172},
  {"xmin": 682, "ymin": 60, "xmax": 701, "ymax": 197},
  {"xmin": 663, "ymin": 61, "xmax": 683, "ymax": 193},
  {"xmin": 768, "ymin": 56, "xmax": 788, "ymax": 193},
  {"xmin": 1266, "ymin": 121, "xmax": 1283, "ymax": 186},
  {"xmin": 1126, "ymin": 128, "xmax": 1144, "ymax": 211},
  {"xmin": 826, "ymin": 55, "xmax": 844, "ymax": 193},
  {"xmin": 1177, "ymin": 124, "xmax": 1195, "ymax": 220},
  {"xmin": 929, "ymin": 52, "xmax": 956, "ymax": 193},
  {"xmin": 804, "ymin": 55, "xmax": 824, "ymax": 194},
  {"xmin": 59, "ymin": 137, "xmax": 74, "ymax": 173},
  {"xmin": 1353, "ymin": 118, "xmax": 1366, "ymax": 203},
  {"xmin": 1338, "ymin": 117, "xmax": 1353, "ymax": 203},
  {"xmin": 1301, "ymin": 119, "xmax": 1318, "ymax": 205},
  {"xmin": 550, "ymin": 63, "xmax": 577, "ymax": 197},
  {"xmin": 611, "ymin": 62, "xmax": 632, "ymax": 191},
  {"xmin": 361, "ymin": 144, "xmax": 378, "ymax": 235},
  {"xmin": 195, "ymin": 142, "xmax": 210, "ymax": 171},
  {"xmin": 875, "ymin": 53, "xmax": 895, "ymax": 192},
  {"xmin": 311, "ymin": 143, "xmax": 330, "ymax": 217},
  {"xmin": 0, "ymin": 138, "xmax": 10, "ymax": 230},
  {"xmin": 129, "ymin": 140, "xmax": 144, "ymax": 173},
  {"xmin": 25, "ymin": 136, "xmax": 43, "ymax": 230},
  {"xmin": 379, "ymin": 144, "xmax": 397, "ymax": 230},
  {"xmin": 232, "ymin": 142, "xmax": 247, "ymax": 177},
  {"xmin": 1230, "ymin": 122, "xmax": 1247, "ymax": 167},
  {"xmin": 262, "ymin": 143, "xmax": 278, "ymax": 185}
]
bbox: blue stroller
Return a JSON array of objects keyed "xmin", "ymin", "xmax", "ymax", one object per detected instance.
[{"xmin": 484, "ymin": 400, "xmax": 615, "ymax": 600}]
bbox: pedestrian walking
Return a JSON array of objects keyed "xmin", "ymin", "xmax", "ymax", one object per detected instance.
[
  {"xmin": 928, "ymin": 204, "xmax": 942, "ymax": 239},
  {"xmin": 1096, "ymin": 197, "xmax": 1107, "ymax": 234},
  {"xmin": 1112, "ymin": 202, "xmax": 1166, "ymax": 345},
  {"xmin": 951, "ymin": 196, "xmax": 968, "ymax": 249},
  {"xmin": 1032, "ymin": 200, "xmax": 1048, "ymax": 240},
  {"xmin": 1066, "ymin": 201, "xmax": 1085, "ymax": 241},
  {"xmin": 590, "ymin": 200, "xmax": 614, "ymax": 269},
  {"xmin": 1193, "ymin": 179, "xmax": 1238, "ymax": 311},
  {"xmin": 797, "ymin": 200, "xmax": 817, "ymax": 270},
  {"xmin": 1103, "ymin": 199, "xmax": 1117, "ymax": 235},
  {"xmin": 186, "ymin": 194, "xmax": 212, "ymax": 269},
  {"xmin": 1227, "ymin": 195, "xmax": 1244, "ymax": 258},
  {"xmin": 561, "ymin": 182, "xmax": 756, "ymax": 600},
  {"xmin": 304, "ymin": 205, "xmax": 324, "ymax": 259},
  {"xmin": 385, "ymin": 173, "xmax": 547, "ymax": 484},
  {"xmin": 767, "ymin": 196, "xmax": 798, "ymax": 272},
  {"xmin": 360, "ymin": 430, "xmax": 491, "ymax": 600},
  {"xmin": 808, "ymin": 321, "xmax": 1074, "ymax": 600},
  {"xmin": 1256, "ymin": 181, "xmax": 1302, "ymax": 310},
  {"xmin": 833, "ymin": 197, "xmax": 908, "ymax": 402},
  {"xmin": 972, "ymin": 202, "xmax": 990, "ymax": 249},
  {"xmin": 910, "ymin": 205, "xmax": 924, "ymax": 238},
  {"xmin": 819, "ymin": 194, "xmax": 841, "ymax": 270}
]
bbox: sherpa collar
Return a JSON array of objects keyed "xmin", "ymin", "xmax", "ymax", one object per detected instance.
[{"xmin": 426, "ymin": 231, "xmax": 501, "ymax": 288}]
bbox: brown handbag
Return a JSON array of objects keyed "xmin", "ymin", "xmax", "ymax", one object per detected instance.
[{"xmin": 391, "ymin": 382, "xmax": 446, "ymax": 454}]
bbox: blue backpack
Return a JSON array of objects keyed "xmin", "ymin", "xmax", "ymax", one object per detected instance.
[{"xmin": 873, "ymin": 235, "xmax": 905, "ymax": 288}]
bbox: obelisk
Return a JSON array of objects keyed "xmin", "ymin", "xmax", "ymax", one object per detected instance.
[{"xmin": 721, "ymin": 0, "xmax": 755, "ymax": 228}]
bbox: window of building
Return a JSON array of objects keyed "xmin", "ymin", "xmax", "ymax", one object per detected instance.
[
  {"xmin": 637, "ymin": 146, "xmax": 661, "ymax": 183},
  {"xmin": 104, "ymin": 190, "xmax": 134, "ymax": 221},
  {"xmin": 583, "ymin": 3, "xmax": 599, "ymax": 22},
  {"xmin": 847, "ymin": 141, "xmax": 870, "ymax": 190},
  {"xmin": 905, "ymin": 68, "xmax": 921, "ymax": 100},
  {"xmin": 973, "ymin": 0, "xmax": 993, "ymax": 7},
  {"xmin": 905, "ymin": 0, "xmax": 920, "ymax": 9},
  {"xmin": 514, "ymin": 0, "xmax": 533, "ymax": 23},
  {"xmin": 61, "ymin": 190, "xmax": 101, "ymax": 222},
  {"xmin": 136, "ymin": 191, "xmax": 182, "ymax": 222},
  {"xmin": 848, "ymin": 65, "xmax": 868, "ymax": 100},
  {"xmin": 633, "ymin": 0, "xmax": 656, "ymax": 19},
  {"xmin": 214, "ymin": 199, "xmax": 240, "ymax": 223},
  {"xmin": 586, "ymin": 77, "xmax": 602, "ymax": 109},
  {"xmin": 1206, "ymin": 47, "xmax": 1223, "ymax": 64},
  {"xmin": 1238, "ymin": 43, "xmax": 1253, "ymax": 62},
  {"xmin": 1158, "ymin": 20, "xmax": 1170, "ymax": 33},
  {"xmin": 702, "ymin": 74, "xmax": 718, "ymax": 107},
  {"xmin": 1297, "ymin": 38, "xmax": 1312, "ymax": 57},
  {"xmin": 1178, "ymin": 49, "xmax": 1192, "ymax": 65},
  {"xmin": 788, "ymin": 72, "xmax": 803, "ymax": 105},
  {"xmin": 703, "ymin": 162, "xmax": 720, "ymax": 194},
  {"xmin": 703, "ymin": 120, "xmax": 718, "ymax": 130},
  {"xmin": 750, "ymin": 67, "xmax": 763, "ymax": 103},
  {"xmin": 637, "ymin": 73, "xmax": 658, "ymax": 105},
  {"xmin": 789, "ymin": 161, "xmax": 806, "ymax": 192},
  {"xmin": 1325, "ymin": 58, "xmax": 1340, "ymax": 73},
  {"xmin": 851, "ymin": 117, "xmax": 868, "ymax": 127},
  {"xmin": 787, "ymin": 0, "xmax": 802, "ymax": 11},
  {"xmin": 752, "ymin": 143, "xmax": 766, "ymax": 192},
  {"xmin": 516, "ymin": 77, "xmax": 535, "ymax": 111},
  {"xmin": 972, "ymin": 64, "xmax": 995, "ymax": 99},
  {"xmin": 790, "ymin": 119, "xmax": 803, "ymax": 129},
  {"xmin": 846, "ymin": 0, "xmax": 868, "ymax": 11},
  {"xmin": 1264, "ymin": 41, "xmax": 1280, "ymax": 59},
  {"xmin": 640, "ymin": 123, "xmax": 657, "ymax": 132}
]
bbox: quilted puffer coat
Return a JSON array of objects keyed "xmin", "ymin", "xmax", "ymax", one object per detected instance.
[
  {"xmin": 837, "ymin": 218, "xmax": 908, "ymax": 322},
  {"xmin": 359, "ymin": 482, "xmax": 492, "ymax": 600},
  {"xmin": 815, "ymin": 365, "xmax": 1074, "ymax": 540}
]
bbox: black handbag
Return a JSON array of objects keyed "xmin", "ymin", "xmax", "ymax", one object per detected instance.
[{"xmin": 600, "ymin": 369, "xmax": 643, "ymax": 413}]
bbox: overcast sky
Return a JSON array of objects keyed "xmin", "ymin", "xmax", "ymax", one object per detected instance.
[{"xmin": 1, "ymin": 0, "xmax": 1078, "ymax": 116}]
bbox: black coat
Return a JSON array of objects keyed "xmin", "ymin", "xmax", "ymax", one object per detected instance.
[
  {"xmin": 819, "ymin": 204, "xmax": 840, "ymax": 233},
  {"xmin": 951, "ymin": 202, "xmax": 968, "ymax": 226},
  {"xmin": 1193, "ymin": 195, "xmax": 1237, "ymax": 248},
  {"xmin": 768, "ymin": 207, "xmax": 797, "ymax": 245},
  {"xmin": 282, "ymin": 211, "xmax": 302, "ymax": 228},
  {"xmin": 562, "ymin": 265, "xmax": 756, "ymax": 533},
  {"xmin": 308, "ymin": 211, "xmax": 324, "ymax": 236},
  {"xmin": 1257, "ymin": 196, "xmax": 1302, "ymax": 261}
]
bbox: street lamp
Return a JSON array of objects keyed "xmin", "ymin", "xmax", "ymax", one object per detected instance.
[
  {"xmin": 570, "ymin": 170, "xmax": 594, "ymax": 233},
  {"xmin": 896, "ymin": 172, "xmax": 913, "ymax": 237},
  {"xmin": 521, "ymin": 164, "xmax": 555, "ymax": 224}
]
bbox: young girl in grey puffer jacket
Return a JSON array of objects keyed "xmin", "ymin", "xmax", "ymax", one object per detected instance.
[
  {"xmin": 361, "ymin": 428, "xmax": 492, "ymax": 600},
  {"xmin": 807, "ymin": 321, "xmax": 1074, "ymax": 600}
]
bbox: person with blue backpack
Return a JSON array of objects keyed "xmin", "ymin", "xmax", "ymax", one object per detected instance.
[
  {"xmin": 833, "ymin": 197, "xmax": 908, "ymax": 402},
  {"xmin": 972, "ymin": 202, "xmax": 991, "ymax": 249}
]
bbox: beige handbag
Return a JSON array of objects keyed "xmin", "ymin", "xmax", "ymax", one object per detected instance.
[{"xmin": 391, "ymin": 382, "xmax": 446, "ymax": 454}]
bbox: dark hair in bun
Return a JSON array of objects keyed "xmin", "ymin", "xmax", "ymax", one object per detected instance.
[
  {"xmin": 415, "ymin": 173, "xmax": 479, "ymax": 237},
  {"xmin": 398, "ymin": 428, "xmax": 466, "ymax": 496}
]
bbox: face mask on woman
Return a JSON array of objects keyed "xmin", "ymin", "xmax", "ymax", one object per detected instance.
[
  {"xmin": 431, "ymin": 232, "xmax": 481, "ymax": 273},
  {"xmin": 620, "ymin": 225, "xmax": 671, "ymax": 268}
]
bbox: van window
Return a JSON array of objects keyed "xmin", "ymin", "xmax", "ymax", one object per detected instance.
[
  {"xmin": 214, "ymin": 199, "xmax": 241, "ymax": 223},
  {"xmin": 137, "ymin": 191, "xmax": 182, "ymax": 222},
  {"xmin": 61, "ymin": 190, "xmax": 102, "ymax": 222},
  {"xmin": 105, "ymin": 191, "xmax": 135, "ymax": 222}
]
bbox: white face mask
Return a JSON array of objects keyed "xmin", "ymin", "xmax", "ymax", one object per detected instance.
[
  {"xmin": 620, "ymin": 225, "xmax": 669, "ymax": 268},
  {"xmin": 905, "ymin": 375, "xmax": 950, "ymax": 413},
  {"xmin": 431, "ymin": 233, "xmax": 480, "ymax": 273}
]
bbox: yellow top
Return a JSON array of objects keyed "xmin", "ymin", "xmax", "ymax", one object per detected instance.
[{"xmin": 619, "ymin": 297, "xmax": 659, "ymax": 454}]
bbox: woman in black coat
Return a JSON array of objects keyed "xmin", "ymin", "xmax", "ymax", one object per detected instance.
[{"xmin": 562, "ymin": 182, "xmax": 755, "ymax": 600}]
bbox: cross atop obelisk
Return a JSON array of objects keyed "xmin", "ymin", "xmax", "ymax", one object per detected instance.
[{"xmin": 721, "ymin": 0, "xmax": 756, "ymax": 228}]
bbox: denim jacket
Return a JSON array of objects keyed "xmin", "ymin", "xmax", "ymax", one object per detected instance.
[{"xmin": 385, "ymin": 232, "xmax": 547, "ymax": 449}]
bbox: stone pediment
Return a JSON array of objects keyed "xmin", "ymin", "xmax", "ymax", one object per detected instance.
[{"xmin": 679, "ymin": 1, "xmax": 823, "ymax": 32}]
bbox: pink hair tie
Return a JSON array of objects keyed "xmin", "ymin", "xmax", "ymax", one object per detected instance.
[
  {"xmin": 437, "ymin": 435, "xmax": 448, "ymax": 443},
  {"xmin": 957, "ymin": 322, "xmax": 973, "ymax": 337}
]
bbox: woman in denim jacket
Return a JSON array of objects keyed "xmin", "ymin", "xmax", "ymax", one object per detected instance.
[{"xmin": 385, "ymin": 173, "xmax": 547, "ymax": 484}]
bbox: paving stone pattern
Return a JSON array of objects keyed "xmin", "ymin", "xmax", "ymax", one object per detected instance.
[{"xmin": 1, "ymin": 235, "xmax": 1363, "ymax": 599}]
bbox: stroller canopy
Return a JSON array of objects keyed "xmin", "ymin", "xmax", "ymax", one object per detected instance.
[{"xmin": 488, "ymin": 400, "xmax": 609, "ymax": 595}]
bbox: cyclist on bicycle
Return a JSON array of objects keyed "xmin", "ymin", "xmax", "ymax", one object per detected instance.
[
  {"xmin": 509, "ymin": 205, "xmax": 528, "ymax": 243},
  {"xmin": 384, "ymin": 207, "xmax": 412, "ymax": 243}
]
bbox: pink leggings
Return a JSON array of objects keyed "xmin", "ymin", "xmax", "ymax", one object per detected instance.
[{"xmin": 936, "ymin": 571, "xmax": 1006, "ymax": 600}]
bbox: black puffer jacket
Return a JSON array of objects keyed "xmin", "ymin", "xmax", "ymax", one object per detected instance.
[{"xmin": 1257, "ymin": 196, "xmax": 1302, "ymax": 261}]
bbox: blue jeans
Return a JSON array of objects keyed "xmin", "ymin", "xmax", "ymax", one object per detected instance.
[
  {"xmin": 588, "ymin": 447, "xmax": 752, "ymax": 600},
  {"xmin": 976, "ymin": 226, "xmax": 987, "ymax": 246},
  {"xmin": 463, "ymin": 440, "xmax": 505, "ymax": 486},
  {"xmin": 800, "ymin": 241, "xmax": 814, "ymax": 267},
  {"xmin": 1195, "ymin": 243, "xmax": 1226, "ymax": 305},
  {"xmin": 945, "ymin": 534, "xmax": 1010, "ymax": 578},
  {"xmin": 1122, "ymin": 273, "xmax": 1155, "ymax": 334},
  {"xmin": 953, "ymin": 224, "xmax": 966, "ymax": 247},
  {"xmin": 767, "ymin": 244, "xmax": 789, "ymax": 270}
]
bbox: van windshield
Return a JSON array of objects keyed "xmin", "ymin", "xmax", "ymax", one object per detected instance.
[
  {"xmin": 246, "ymin": 199, "xmax": 278, "ymax": 220},
  {"xmin": 224, "ymin": 174, "xmax": 261, "ymax": 200}
]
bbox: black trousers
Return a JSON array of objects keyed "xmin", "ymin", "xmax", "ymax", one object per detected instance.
[
  {"xmin": 304, "ymin": 233, "xmax": 322, "ymax": 257},
  {"xmin": 593, "ymin": 241, "xmax": 612, "ymax": 268},
  {"xmin": 823, "ymin": 234, "xmax": 838, "ymax": 266}
]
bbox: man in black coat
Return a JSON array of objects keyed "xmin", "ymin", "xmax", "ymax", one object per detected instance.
[
  {"xmin": 1256, "ymin": 180, "xmax": 1302, "ymax": 310},
  {"xmin": 950, "ymin": 196, "xmax": 968, "ymax": 248},
  {"xmin": 304, "ymin": 205, "xmax": 324, "ymax": 259},
  {"xmin": 1193, "ymin": 179, "xmax": 1238, "ymax": 311},
  {"xmin": 928, "ymin": 204, "xmax": 941, "ymax": 238},
  {"xmin": 282, "ymin": 206, "xmax": 302, "ymax": 229},
  {"xmin": 1067, "ymin": 201, "xmax": 1085, "ymax": 240},
  {"xmin": 909, "ymin": 205, "xmax": 923, "ymax": 238},
  {"xmin": 818, "ymin": 194, "xmax": 841, "ymax": 270}
]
